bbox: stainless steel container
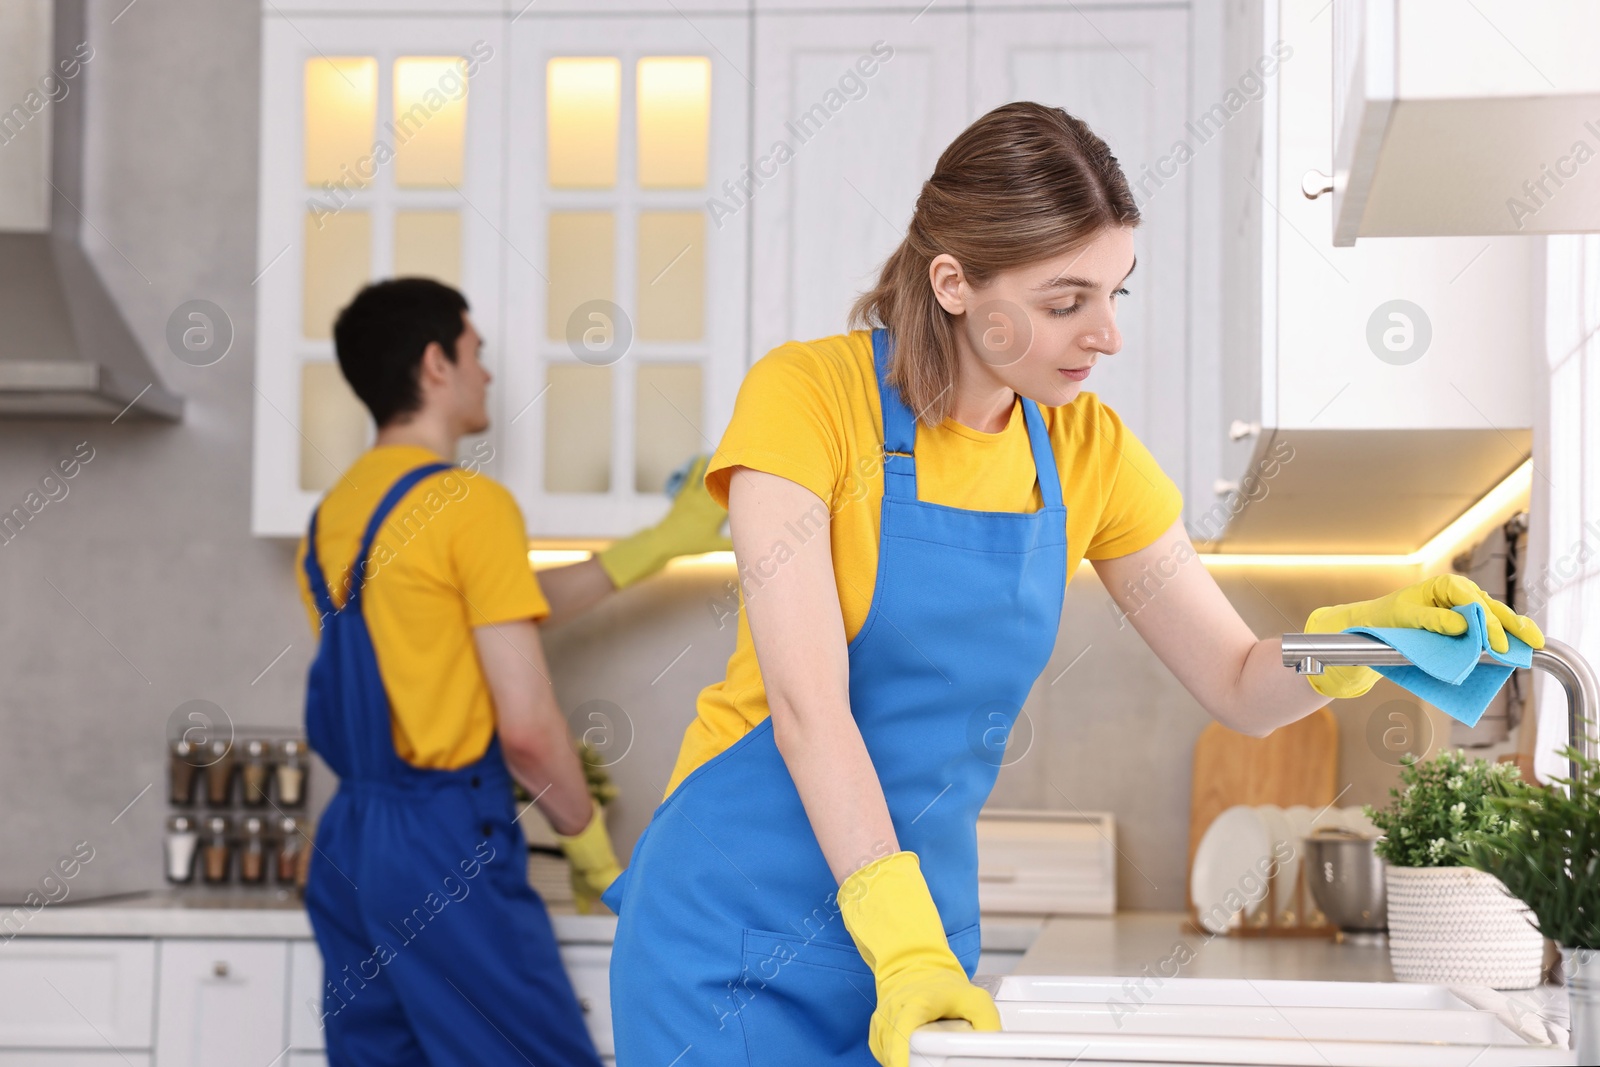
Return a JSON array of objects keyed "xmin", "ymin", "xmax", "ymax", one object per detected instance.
[{"xmin": 1304, "ymin": 831, "xmax": 1387, "ymax": 933}]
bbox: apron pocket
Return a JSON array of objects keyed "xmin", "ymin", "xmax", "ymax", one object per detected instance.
[{"xmin": 735, "ymin": 927, "xmax": 876, "ymax": 1065}]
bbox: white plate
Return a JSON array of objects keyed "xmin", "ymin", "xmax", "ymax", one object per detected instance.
[
  {"xmin": 1255, "ymin": 804, "xmax": 1297, "ymax": 921},
  {"xmin": 1191, "ymin": 805, "xmax": 1272, "ymax": 933}
]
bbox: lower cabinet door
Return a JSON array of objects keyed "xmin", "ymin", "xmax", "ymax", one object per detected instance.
[
  {"xmin": 0, "ymin": 938, "xmax": 154, "ymax": 1049},
  {"xmin": 155, "ymin": 940, "xmax": 289, "ymax": 1067},
  {"xmin": 560, "ymin": 943, "xmax": 613, "ymax": 1057}
]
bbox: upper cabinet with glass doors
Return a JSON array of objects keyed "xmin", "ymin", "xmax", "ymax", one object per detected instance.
[
  {"xmin": 254, "ymin": 15, "xmax": 507, "ymax": 537},
  {"xmin": 501, "ymin": 16, "xmax": 749, "ymax": 537},
  {"xmin": 253, "ymin": 7, "xmax": 748, "ymax": 538}
]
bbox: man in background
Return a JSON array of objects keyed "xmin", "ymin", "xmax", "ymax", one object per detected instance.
[{"xmin": 296, "ymin": 277, "xmax": 726, "ymax": 1065}]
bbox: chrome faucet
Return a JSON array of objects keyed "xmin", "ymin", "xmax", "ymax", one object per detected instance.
[{"xmin": 1282, "ymin": 633, "xmax": 1599, "ymax": 782}]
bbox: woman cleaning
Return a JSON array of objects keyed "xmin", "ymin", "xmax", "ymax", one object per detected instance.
[{"xmin": 602, "ymin": 101, "xmax": 1541, "ymax": 1067}]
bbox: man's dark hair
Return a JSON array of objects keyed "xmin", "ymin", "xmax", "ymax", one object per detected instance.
[{"xmin": 333, "ymin": 277, "xmax": 469, "ymax": 427}]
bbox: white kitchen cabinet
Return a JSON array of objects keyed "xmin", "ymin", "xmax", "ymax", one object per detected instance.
[
  {"xmin": 500, "ymin": 14, "xmax": 750, "ymax": 536},
  {"xmin": 154, "ymin": 940, "xmax": 290, "ymax": 1067},
  {"xmin": 253, "ymin": 14, "xmax": 508, "ymax": 537},
  {"xmin": 1210, "ymin": 0, "xmax": 1536, "ymax": 553},
  {"xmin": 1330, "ymin": 0, "xmax": 1600, "ymax": 243},
  {"xmin": 0, "ymin": 939, "xmax": 154, "ymax": 1050},
  {"xmin": 560, "ymin": 942, "xmax": 615, "ymax": 1057},
  {"xmin": 286, "ymin": 939, "xmax": 325, "ymax": 1052},
  {"xmin": 748, "ymin": 11, "xmax": 967, "ymax": 363},
  {"xmin": 970, "ymin": 6, "xmax": 1194, "ymax": 517}
]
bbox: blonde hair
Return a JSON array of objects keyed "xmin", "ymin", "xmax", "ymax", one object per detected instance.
[{"xmin": 848, "ymin": 102, "xmax": 1140, "ymax": 426}]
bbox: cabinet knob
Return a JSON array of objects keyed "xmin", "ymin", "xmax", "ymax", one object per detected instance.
[
  {"xmin": 1228, "ymin": 419, "xmax": 1262, "ymax": 442},
  {"xmin": 213, "ymin": 961, "xmax": 230, "ymax": 979},
  {"xmin": 578, "ymin": 995, "xmax": 591, "ymax": 1014},
  {"xmin": 1302, "ymin": 169, "xmax": 1334, "ymax": 200},
  {"xmin": 1213, "ymin": 480, "xmax": 1241, "ymax": 497}
]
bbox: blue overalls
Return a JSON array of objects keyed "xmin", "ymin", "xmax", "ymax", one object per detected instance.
[
  {"xmin": 302, "ymin": 463, "xmax": 602, "ymax": 1067},
  {"xmin": 604, "ymin": 327, "xmax": 1068, "ymax": 1064}
]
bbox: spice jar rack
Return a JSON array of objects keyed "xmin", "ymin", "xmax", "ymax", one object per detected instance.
[{"xmin": 164, "ymin": 732, "xmax": 312, "ymax": 889}]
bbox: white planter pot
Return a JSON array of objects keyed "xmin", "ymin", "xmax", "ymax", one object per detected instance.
[{"xmin": 1385, "ymin": 865, "xmax": 1544, "ymax": 989}]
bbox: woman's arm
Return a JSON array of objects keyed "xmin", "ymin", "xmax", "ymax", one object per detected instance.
[
  {"xmin": 727, "ymin": 467, "xmax": 899, "ymax": 881},
  {"xmin": 1091, "ymin": 519, "xmax": 1326, "ymax": 737}
]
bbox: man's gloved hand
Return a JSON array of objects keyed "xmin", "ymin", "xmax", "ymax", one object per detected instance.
[
  {"xmin": 597, "ymin": 454, "xmax": 731, "ymax": 589},
  {"xmin": 554, "ymin": 803, "xmax": 622, "ymax": 915},
  {"xmin": 1303, "ymin": 574, "xmax": 1544, "ymax": 699},
  {"xmin": 838, "ymin": 851, "xmax": 1000, "ymax": 1067}
]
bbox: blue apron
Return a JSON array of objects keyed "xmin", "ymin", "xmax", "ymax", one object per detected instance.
[
  {"xmin": 302, "ymin": 462, "xmax": 601, "ymax": 1067},
  {"xmin": 604, "ymin": 327, "xmax": 1067, "ymax": 1065}
]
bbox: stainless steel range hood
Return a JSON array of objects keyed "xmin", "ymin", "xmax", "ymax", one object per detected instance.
[{"xmin": 0, "ymin": 0, "xmax": 181, "ymax": 421}]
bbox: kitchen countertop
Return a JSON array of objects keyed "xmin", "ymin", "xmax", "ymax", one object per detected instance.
[
  {"xmin": 8, "ymin": 888, "xmax": 619, "ymax": 943},
  {"xmin": 1015, "ymin": 911, "xmax": 1393, "ymax": 980},
  {"xmin": 1015, "ymin": 911, "xmax": 1570, "ymax": 1031}
]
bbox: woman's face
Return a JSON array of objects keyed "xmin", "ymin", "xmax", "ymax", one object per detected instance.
[{"xmin": 935, "ymin": 225, "xmax": 1136, "ymax": 407}]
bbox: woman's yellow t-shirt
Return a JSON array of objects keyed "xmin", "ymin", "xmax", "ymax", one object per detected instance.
[
  {"xmin": 294, "ymin": 445, "xmax": 550, "ymax": 769},
  {"xmin": 669, "ymin": 330, "xmax": 1183, "ymax": 795}
]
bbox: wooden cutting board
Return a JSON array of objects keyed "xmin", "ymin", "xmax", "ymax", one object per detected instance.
[{"xmin": 1186, "ymin": 707, "xmax": 1338, "ymax": 918}]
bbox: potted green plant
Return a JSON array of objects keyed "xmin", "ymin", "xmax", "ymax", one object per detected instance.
[
  {"xmin": 1363, "ymin": 749, "xmax": 1544, "ymax": 988},
  {"xmin": 1464, "ymin": 729, "xmax": 1598, "ymax": 1058}
]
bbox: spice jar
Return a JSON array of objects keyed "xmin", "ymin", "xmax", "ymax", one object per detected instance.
[
  {"xmin": 164, "ymin": 814, "xmax": 199, "ymax": 883},
  {"xmin": 276, "ymin": 738, "xmax": 307, "ymax": 807},
  {"xmin": 276, "ymin": 817, "xmax": 304, "ymax": 884},
  {"xmin": 203, "ymin": 739, "xmax": 236, "ymax": 807},
  {"xmin": 201, "ymin": 815, "xmax": 233, "ymax": 884},
  {"xmin": 240, "ymin": 739, "xmax": 272, "ymax": 807},
  {"xmin": 239, "ymin": 816, "xmax": 267, "ymax": 884},
  {"xmin": 168, "ymin": 739, "xmax": 201, "ymax": 806}
]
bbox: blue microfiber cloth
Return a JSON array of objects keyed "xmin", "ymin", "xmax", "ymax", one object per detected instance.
[{"xmin": 1344, "ymin": 602, "xmax": 1532, "ymax": 728}]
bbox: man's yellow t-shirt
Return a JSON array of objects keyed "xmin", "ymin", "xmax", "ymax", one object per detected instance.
[
  {"xmin": 295, "ymin": 445, "xmax": 549, "ymax": 769},
  {"xmin": 667, "ymin": 330, "xmax": 1183, "ymax": 794}
]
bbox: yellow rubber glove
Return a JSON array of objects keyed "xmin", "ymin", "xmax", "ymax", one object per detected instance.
[
  {"xmin": 838, "ymin": 851, "xmax": 1000, "ymax": 1067},
  {"xmin": 553, "ymin": 803, "xmax": 622, "ymax": 915},
  {"xmin": 1304, "ymin": 574, "xmax": 1544, "ymax": 699},
  {"xmin": 597, "ymin": 454, "xmax": 732, "ymax": 589}
]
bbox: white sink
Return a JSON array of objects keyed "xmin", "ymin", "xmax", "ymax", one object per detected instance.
[{"xmin": 909, "ymin": 976, "xmax": 1574, "ymax": 1066}]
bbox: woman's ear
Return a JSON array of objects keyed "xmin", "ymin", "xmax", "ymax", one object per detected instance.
[{"xmin": 928, "ymin": 254, "xmax": 969, "ymax": 315}]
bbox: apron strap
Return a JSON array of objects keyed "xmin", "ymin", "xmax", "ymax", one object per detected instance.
[
  {"xmin": 1021, "ymin": 398, "xmax": 1064, "ymax": 509},
  {"xmin": 302, "ymin": 461, "xmax": 457, "ymax": 616},
  {"xmin": 871, "ymin": 327, "xmax": 1063, "ymax": 509},
  {"xmin": 872, "ymin": 327, "xmax": 919, "ymax": 501}
]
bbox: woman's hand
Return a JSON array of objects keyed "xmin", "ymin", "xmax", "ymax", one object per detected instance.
[
  {"xmin": 1304, "ymin": 574, "xmax": 1543, "ymax": 699},
  {"xmin": 839, "ymin": 851, "xmax": 1000, "ymax": 1067}
]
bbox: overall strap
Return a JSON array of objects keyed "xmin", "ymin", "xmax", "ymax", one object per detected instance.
[
  {"xmin": 303, "ymin": 462, "xmax": 456, "ymax": 617},
  {"xmin": 1021, "ymin": 398, "xmax": 1064, "ymax": 509},
  {"xmin": 302, "ymin": 508, "xmax": 338, "ymax": 619},
  {"xmin": 872, "ymin": 327, "xmax": 919, "ymax": 501}
]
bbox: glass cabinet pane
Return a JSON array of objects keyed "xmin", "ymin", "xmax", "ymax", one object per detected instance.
[
  {"xmin": 394, "ymin": 210, "xmax": 462, "ymax": 287},
  {"xmin": 547, "ymin": 58, "xmax": 621, "ymax": 189},
  {"xmin": 545, "ymin": 363, "xmax": 613, "ymax": 493},
  {"xmin": 635, "ymin": 363, "xmax": 703, "ymax": 493},
  {"xmin": 546, "ymin": 211, "xmax": 615, "ymax": 342},
  {"xmin": 393, "ymin": 57, "xmax": 468, "ymax": 188},
  {"xmin": 302, "ymin": 210, "xmax": 371, "ymax": 340},
  {"xmin": 304, "ymin": 57, "xmax": 378, "ymax": 188},
  {"xmin": 300, "ymin": 361, "xmax": 371, "ymax": 491},
  {"xmin": 636, "ymin": 211, "xmax": 704, "ymax": 342},
  {"xmin": 637, "ymin": 57, "xmax": 710, "ymax": 189}
]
